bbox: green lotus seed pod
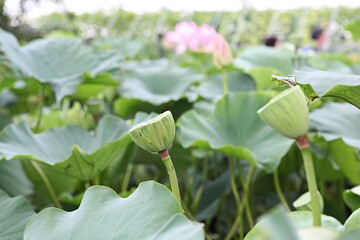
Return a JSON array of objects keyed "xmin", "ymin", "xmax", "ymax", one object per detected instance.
[
  {"xmin": 129, "ymin": 111, "xmax": 176, "ymax": 153},
  {"xmin": 257, "ymin": 86, "xmax": 309, "ymax": 139}
]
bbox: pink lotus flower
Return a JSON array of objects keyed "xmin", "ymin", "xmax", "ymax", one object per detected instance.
[
  {"xmin": 212, "ymin": 34, "xmax": 233, "ymax": 68},
  {"xmin": 164, "ymin": 21, "xmax": 233, "ymax": 68},
  {"xmin": 163, "ymin": 31, "xmax": 178, "ymax": 49},
  {"xmin": 195, "ymin": 24, "xmax": 219, "ymax": 53}
]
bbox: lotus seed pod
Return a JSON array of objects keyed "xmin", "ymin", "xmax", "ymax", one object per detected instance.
[
  {"xmin": 257, "ymin": 86, "xmax": 309, "ymax": 139},
  {"xmin": 129, "ymin": 111, "xmax": 176, "ymax": 153}
]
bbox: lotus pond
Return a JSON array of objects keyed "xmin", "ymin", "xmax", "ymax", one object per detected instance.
[{"xmin": 0, "ymin": 17, "xmax": 360, "ymax": 240}]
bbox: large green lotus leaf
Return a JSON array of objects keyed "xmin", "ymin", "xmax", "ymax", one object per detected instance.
[
  {"xmin": 308, "ymin": 55, "xmax": 353, "ymax": 74},
  {"xmin": 0, "ymin": 29, "xmax": 122, "ymax": 101},
  {"xmin": 234, "ymin": 46, "xmax": 294, "ymax": 75},
  {"xmin": 245, "ymin": 207, "xmax": 299, "ymax": 240},
  {"xmin": 91, "ymin": 36, "xmax": 144, "ymax": 58},
  {"xmin": 310, "ymin": 103, "xmax": 360, "ymax": 184},
  {"xmin": 177, "ymin": 92, "xmax": 294, "ymax": 172},
  {"xmin": 0, "ymin": 160, "xmax": 33, "ymax": 196},
  {"xmin": 192, "ymin": 100, "xmax": 215, "ymax": 117},
  {"xmin": 0, "ymin": 115, "xmax": 132, "ymax": 181},
  {"xmin": 310, "ymin": 102, "xmax": 360, "ymax": 149},
  {"xmin": 0, "ymin": 189, "xmax": 35, "ymax": 240},
  {"xmin": 328, "ymin": 139, "xmax": 360, "ymax": 185},
  {"xmin": 344, "ymin": 207, "xmax": 360, "ymax": 232},
  {"xmin": 245, "ymin": 209, "xmax": 343, "ymax": 240},
  {"xmin": 289, "ymin": 211, "xmax": 343, "ymax": 232},
  {"xmin": 343, "ymin": 186, "xmax": 360, "ymax": 211},
  {"xmin": 192, "ymin": 71, "xmax": 255, "ymax": 102},
  {"xmin": 317, "ymin": 53, "xmax": 357, "ymax": 67},
  {"xmin": 339, "ymin": 229, "xmax": 360, "ymax": 240},
  {"xmin": 310, "ymin": 102, "xmax": 360, "ymax": 184},
  {"xmin": 245, "ymin": 67, "xmax": 280, "ymax": 90},
  {"xmin": 295, "ymin": 67, "xmax": 360, "ymax": 108},
  {"xmin": 119, "ymin": 59, "xmax": 203, "ymax": 105},
  {"xmin": 24, "ymin": 181, "xmax": 204, "ymax": 240},
  {"xmin": 309, "ymin": 136, "xmax": 345, "ymax": 182}
]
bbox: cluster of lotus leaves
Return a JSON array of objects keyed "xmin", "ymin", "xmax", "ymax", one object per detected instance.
[{"xmin": 177, "ymin": 92, "xmax": 294, "ymax": 172}]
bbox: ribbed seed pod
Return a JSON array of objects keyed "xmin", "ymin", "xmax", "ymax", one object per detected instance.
[
  {"xmin": 129, "ymin": 111, "xmax": 176, "ymax": 153},
  {"xmin": 257, "ymin": 86, "xmax": 309, "ymax": 139}
]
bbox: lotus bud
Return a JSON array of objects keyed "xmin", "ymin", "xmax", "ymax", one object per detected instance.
[
  {"xmin": 129, "ymin": 111, "xmax": 175, "ymax": 154},
  {"xmin": 257, "ymin": 86, "xmax": 309, "ymax": 139},
  {"xmin": 212, "ymin": 34, "xmax": 233, "ymax": 68}
]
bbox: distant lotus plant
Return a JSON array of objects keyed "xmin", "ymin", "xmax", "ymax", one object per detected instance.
[{"xmin": 164, "ymin": 21, "xmax": 233, "ymax": 69}]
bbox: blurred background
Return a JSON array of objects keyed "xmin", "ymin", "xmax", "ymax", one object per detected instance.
[
  {"xmin": 1, "ymin": 2, "xmax": 360, "ymax": 239},
  {"xmin": 2, "ymin": 0, "xmax": 360, "ymax": 53}
]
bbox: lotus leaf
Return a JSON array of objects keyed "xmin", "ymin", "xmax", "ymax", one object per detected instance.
[
  {"xmin": 310, "ymin": 102, "xmax": 360, "ymax": 149},
  {"xmin": 343, "ymin": 186, "xmax": 360, "ymax": 211},
  {"xmin": 192, "ymin": 71, "xmax": 255, "ymax": 102},
  {"xmin": 177, "ymin": 92, "xmax": 294, "ymax": 172},
  {"xmin": 119, "ymin": 59, "xmax": 203, "ymax": 105},
  {"xmin": 235, "ymin": 46, "xmax": 294, "ymax": 75},
  {"xmin": 0, "ymin": 190, "xmax": 35, "ymax": 240},
  {"xmin": 0, "ymin": 160, "xmax": 33, "ymax": 196},
  {"xmin": 0, "ymin": 115, "xmax": 132, "ymax": 181},
  {"xmin": 296, "ymin": 67, "xmax": 360, "ymax": 108},
  {"xmin": 24, "ymin": 181, "xmax": 204, "ymax": 240},
  {"xmin": 0, "ymin": 29, "xmax": 122, "ymax": 101},
  {"xmin": 245, "ymin": 209, "xmax": 343, "ymax": 240}
]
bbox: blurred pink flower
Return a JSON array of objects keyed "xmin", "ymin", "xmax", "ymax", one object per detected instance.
[
  {"xmin": 196, "ymin": 24, "xmax": 218, "ymax": 53},
  {"xmin": 169, "ymin": 21, "xmax": 198, "ymax": 54},
  {"xmin": 164, "ymin": 21, "xmax": 233, "ymax": 67},
  {"xmin": 212, "ymin": 35, "xmax": 233, "ymax": 68},
  {"xmin": 163, "ymin": 31, "xmax": 179, "ymax": 49},
  {"xmin": 163, "ymin": 31, "xmax": 188, "ymax": 54}
]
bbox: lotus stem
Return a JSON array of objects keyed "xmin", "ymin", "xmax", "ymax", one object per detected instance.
[
  {"xmin": 93, "ymin": 174, "xmax": 100, "ymax": 185},
  {"xmin": 222, "ymin": 69, "xmax": 228, "ymax": 95},
  {"xmin": 225, "ymin": 160, "xmax": 255, "ymax": 240},
  {"xmin": 121, "ymin": 163, "xmax": 134, "ymax": 192},
  {"xmin": 274, "ymin": 169, "xmax": 291, "ymax": 212},
  {"xmin": 191, "ymin": 185, "xmax": 204, "ymax": 213},
  {"xmin": 34, "ymin": 83, "xmax": 45, "ymax": 132},
  {"xmin": 160, "ymin": 149, "xmax": 182, "ymax": 206},
  {"xmin": 181, "ymin": 200, "xmax": 195, "ymax": 219},
  {"xmin": 297, "ymin": 135, "xmax": 321, "ymax": 227},
  {"xmin": 202, "ymin": 152, "xmax": 209, "ymax": 181},
  {"xmin": 244, "ymin": 165, "xmax": 255, "ymax": 228},
  {"xmin": 225, "ymin": 157, "xmax": 242, "ymax": 240},
  {"xmin": 30, "ymin": 160, "xmax": 62, "ymax": 209}
]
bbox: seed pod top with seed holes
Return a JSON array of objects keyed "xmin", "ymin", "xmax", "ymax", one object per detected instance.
[{"xmin": 129, "ymin": 111, "xmax": 176, "ymax": 153}]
